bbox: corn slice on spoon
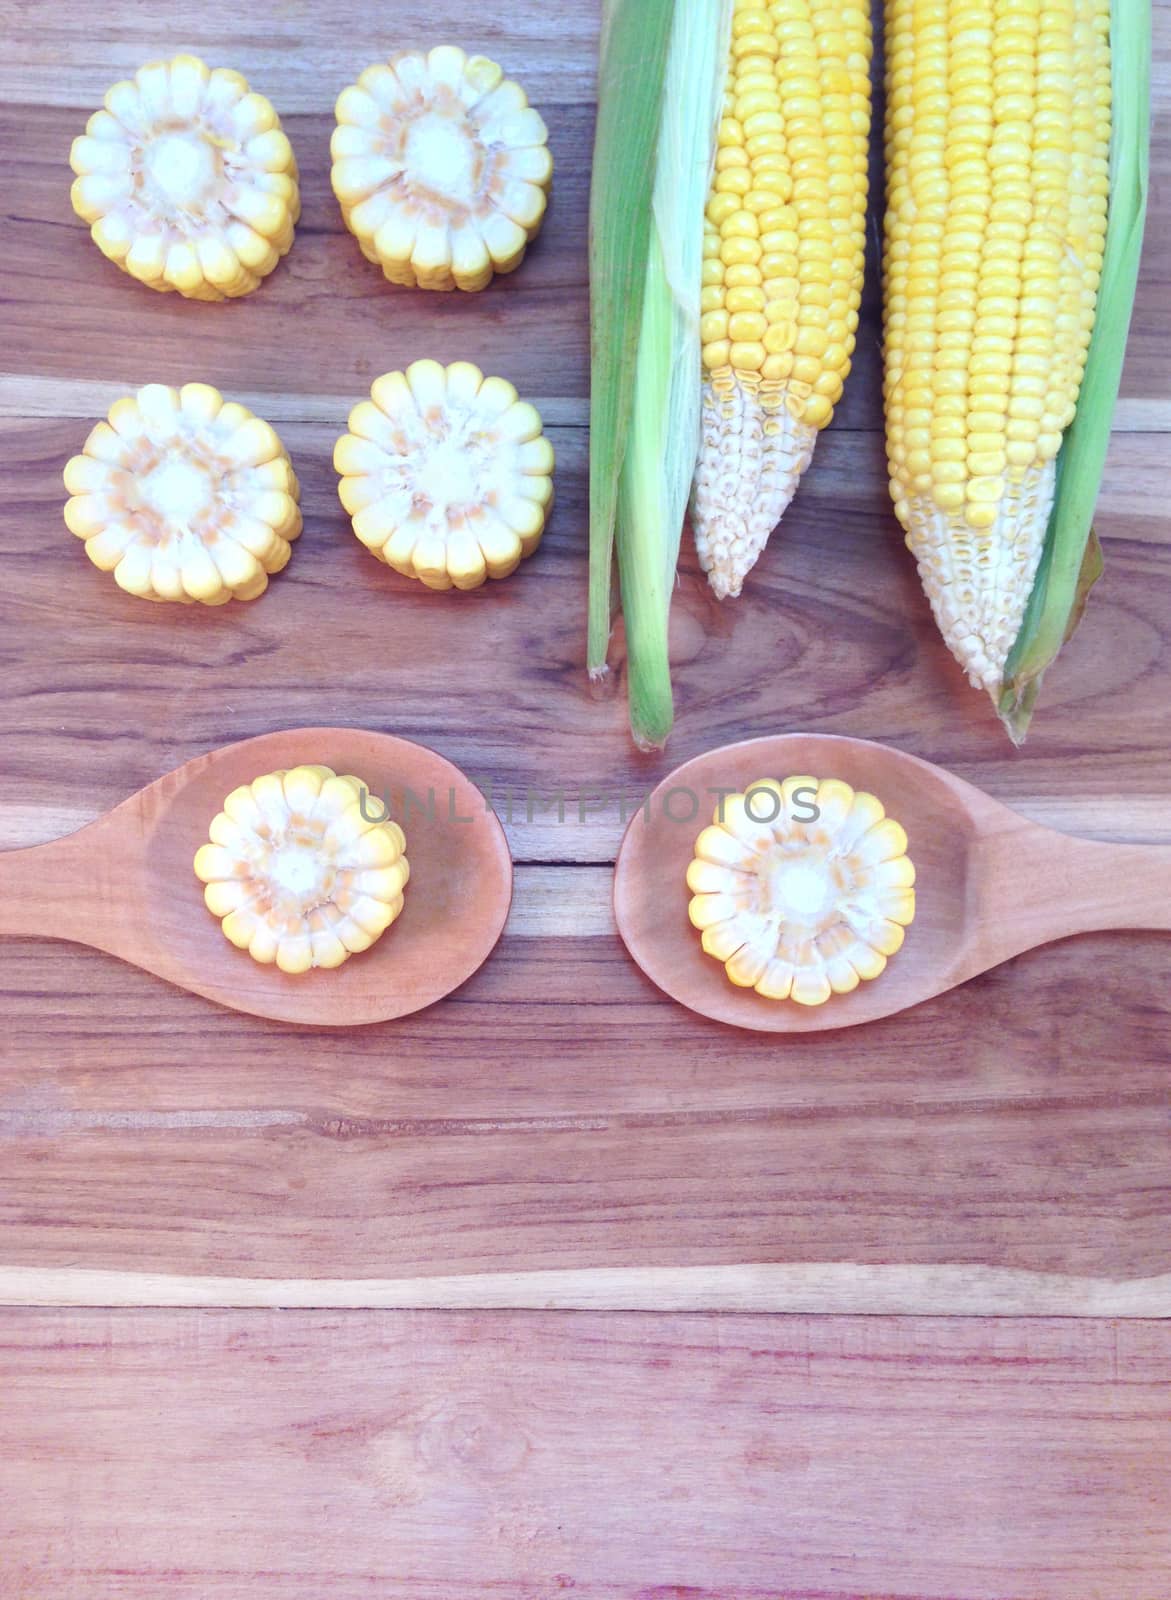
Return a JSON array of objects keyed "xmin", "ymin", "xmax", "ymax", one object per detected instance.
[
  {"xmin": 0, "ymin": 728, "xmax": 511, "ymax": 1025},
  {"xmin": 614, "ymin": 734, "xmax": 1171, "ymax": 1033}
]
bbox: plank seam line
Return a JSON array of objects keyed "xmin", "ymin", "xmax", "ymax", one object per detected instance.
[
  {"xmin": 3, "ymin": 409, "xmax": 1169, "ymax": 437},
  {"xmin": 1, "ymin": 381, "xmax": 1167, "ymax": 433},
  {"xmin": 1, "ymin": 1263, "xmax": 1169, "ymax": 1316}
]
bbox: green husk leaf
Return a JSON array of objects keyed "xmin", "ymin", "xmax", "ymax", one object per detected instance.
[
  {"xmin": 617, "ymin": 0, "xmax": 730, "ymax": 748},
  {"xmin": 589, "ymin": 0, "xmax": 732, "ymax": 746},
  {"xmin": 586, "ymin": 0, "xmax": 674, "ymax": 679},
  {"xmin": 616, "ymin": 228, "xmax": 674, "ymax": 747},
  {"xmin": 998, "ymin": 0, "xmax": 1150, "ymax": 742}
]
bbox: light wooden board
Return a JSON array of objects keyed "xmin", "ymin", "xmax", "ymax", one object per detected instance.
[
  {"xmin": 3, "ymin": 1309, "xmax": 1171, "ymax": 1600},
  {"xmin": 2, "ymin": 2, "xmax": 1170, "ymax": 1592},
  {"xmin": 0, "ymin": 6, "xmax": 1168, "ymax": 1311}
]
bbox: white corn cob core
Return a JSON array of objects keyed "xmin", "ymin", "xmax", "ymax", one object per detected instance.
[
  {"xmin": 145, "ymin": 133, "xmax": 219, "ymax": 206},
  {"xmin": 691, "ymin": 371, "xmax": 817, "ymax": 600},
  {"xmin": 900, "ymin": 460, "xmax": 1055, "ymax": 694}
]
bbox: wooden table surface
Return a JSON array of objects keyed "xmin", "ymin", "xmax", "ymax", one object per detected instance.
[{"xmin": 1, "ymin": 1, "xmax": 1169, "ymax": 1595}]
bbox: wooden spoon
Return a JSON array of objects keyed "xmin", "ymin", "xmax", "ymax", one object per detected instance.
[
  {"xmin": 614, "ymin": 733, "xmax": 1171, "ymax": 1033},
  {"xmin": 0, "ymin": 727, "xmax": 512, "ymax": 1026}
]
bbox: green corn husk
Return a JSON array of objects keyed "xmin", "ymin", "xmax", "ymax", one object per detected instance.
[
  {"xmin": 588, "ymin": 0, "xmax": 731, "ymax": 749},
  {"xmin": 587, "ymin": 0, "xmax": 672, "ymax": 686},
  {"xmin": 999, "ymin": 0, "xmax": 1151, "ymax": 742}
]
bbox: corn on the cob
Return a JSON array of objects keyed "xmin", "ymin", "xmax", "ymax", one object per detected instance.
[
  {"xmin": 687, "ymin": 775, "xmax": 915, "ymax": 1005},
  {"xmin": 63, "ymin": 383, "xmax": 301, "ymax": 604},
  {"xmin": 691, "ymin": 0, "xmax": 872, "ymax": 598},
  {"xmin": 883, "ymin": 0, "xmax": 1112, "ymax": 697},
  {"xmin": 334, "ymin": 360, "xmax": 554, "ymax": 590},
  {"xmin": 331, "ymin": 46, "xmax": 551, "ymax": 292},
  {"xmin": 194, "ymin": 765, "xmax": 409, "ymax": 974},
  {"xmin": 70, "ymin": 55, "xmax": 299, "ymax": 301}
]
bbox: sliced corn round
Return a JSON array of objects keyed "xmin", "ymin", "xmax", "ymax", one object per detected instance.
[
  {"xmin": 334, "ymin": 359, "xmax": 554, "ymax": 591},
  {"xmin": 687, "ymin": 776, "xmax": 916, "ymax": 1006},
  {"xmin": 70, "ymin": 54, "xmax": 300, "ymax": 301},
  {"xmin": 194, "ymin": 765, "xmax": 410, "ymax": 975},
  {"xmin": 64, "ymin": 383, "xmax": 301, "ymax": 605},
  {"xmin": 331, "ymin": 44, "xmax": 552, "ymax": 292}
]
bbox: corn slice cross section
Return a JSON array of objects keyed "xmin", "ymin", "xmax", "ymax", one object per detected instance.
[
  {"xmin": 194, "ymin": 765, "xmax": 410, "ymax": 975},
  {"xmin": 687, "ymin": 776, "xmax": 916, "ymax": 1005},
  {"xmin": 63, "ymin": 383, "xmax": 301, "ymax": 605},
  {"xmin": 70, "ymin": 54, "xmax": 300, "ymax": 301},
  {"xmin": 332, "ymin": 45, "xmax": 552, "ymax": 291},
  {"xmin": 334, "ymin": 360, "xmax": 554, "ymax": 590}
]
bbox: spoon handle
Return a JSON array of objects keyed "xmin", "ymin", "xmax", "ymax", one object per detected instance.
[
  {"xmin": 987, "ymin": 828, "xmax": 1171, "ymax": 961},
  {"xmin": 1047, "ymin": 835, "xmax": 1171, "ymax": 934},
  {"xmin": 0, "ymin": 827, "xmax": 113, "ymax": 944}
]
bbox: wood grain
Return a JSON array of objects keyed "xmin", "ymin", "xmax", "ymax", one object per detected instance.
[
  {"xmin": 0, "ymin": 0, "xmax": 1169, "ymax": 1314},
  {"xmin": 3, "ymin": 420, "xmax": 1171, "ymax": 863},
  {"xmin": 2, "ymin": 922, "xmax": 1170, "ymax": 1286},
  {"xmin": 2, "ymin": 6, "xmax": 1170, "ymax": 1593},
  {"xmin": 3, "ymin": 1309, "xmax": 1170, "ymax": 1600}
]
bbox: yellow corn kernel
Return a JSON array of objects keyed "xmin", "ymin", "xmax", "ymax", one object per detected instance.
[
  {"xmin": 726, "ymin": 285, "xmax": 766, "ymax": 313},
  {"xmin": 728, "ymin": 310, "xmax": 768, "ymax": 342}
]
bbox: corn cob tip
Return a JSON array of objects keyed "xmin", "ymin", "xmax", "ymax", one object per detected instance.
[
  {"xmin": 896, "ymin": 457, "xmax": 1056, "ymax": 699},
  {"xmin": 691, "ymin": 370, "xmax": 817, "ymax": 598}
]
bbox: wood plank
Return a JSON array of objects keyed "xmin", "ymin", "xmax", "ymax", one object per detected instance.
[
  {"xmin": 1, "ymin": 917, "xmax": 1169, "ymax": 1290},
  {"xmin": 0, "ymin": 0, "xmax": 1169, "ymax": 1316},
  {"xmin": 4, "ymin": 1262, "xmax": 1171, "ymax": 1315},
  {"xmin": 0, "ymin": 373, "xmax": 592, "ymax": 429},
  {"xmin": 0, "ymin": 3, "xmax": 602, "ymax": 109},
  {"xmin": 3, "ymin": 1309, "xmax": 1170, "ymax": 1600},
  {"xmin": 1, "ymin": 420, "xmax": 1169, "ymax": 865},
  {"xmin": 0, "ymin": 99, "xmax": 596, "ymax": 419}
]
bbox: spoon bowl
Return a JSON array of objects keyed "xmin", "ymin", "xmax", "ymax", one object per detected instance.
[
  {"xmin": 613, "ymin": 733, "xmax": 1171, "ymax": 1032},
  {"xmin": 0, "ymin": 728, "xmax": 512, "ymax": 1026}
]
